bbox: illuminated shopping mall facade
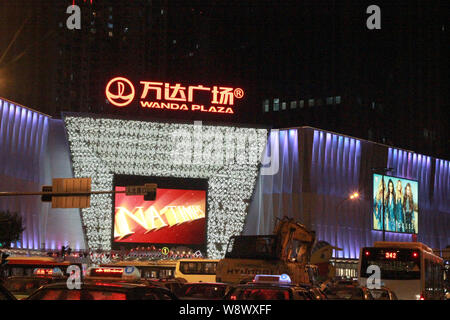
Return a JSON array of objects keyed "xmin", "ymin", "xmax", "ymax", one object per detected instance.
[{"xmin": 0, "ymin": 97, "xmax": 448, "ymax": 266}]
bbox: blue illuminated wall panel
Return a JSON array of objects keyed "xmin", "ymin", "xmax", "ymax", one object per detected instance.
[
  {"xmin": 0, "ymin": 98, "xmax": 49, "ymax": 249},
  {"xmin": 246, "ymin": 127, "xmax": 450, "ymax": 259}
]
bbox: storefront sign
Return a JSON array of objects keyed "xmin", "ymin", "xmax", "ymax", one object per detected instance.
[{"xmin": 105, "ymin": 77, "xmax": 244, "ymax": 114}]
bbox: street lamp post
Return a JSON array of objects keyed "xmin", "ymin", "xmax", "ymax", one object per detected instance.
[{"xmin": 334, "ymin": 192, "xmax": 360, "ymax": 259}]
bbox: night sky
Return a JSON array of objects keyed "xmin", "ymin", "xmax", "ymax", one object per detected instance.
[{"xmin": 0, "ymin": 0, "xmax": 448, "ymax": 158}]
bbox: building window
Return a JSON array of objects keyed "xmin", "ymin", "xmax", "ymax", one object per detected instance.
[
  {"xmin": 326, "ymin": 97, "xmax": 334, "ymax": 105},
  {"xmin": 371, "ymin": 102, "xmax": 376, "ymax": 109},
  {"xmin": 335, "ymin": 96, "xmax": 341, "ymax": 104},
  {"xmin": 273, "ymin": 98, "xmax": 280, "ymax": 111},
  {"xmin": 107, "ymin": 23, "xmax": 113, "ymax": 29},
  {"xmin": 263, "ymin": 99, "xmax": 269, "ymax": 112},
  {"xmin": 290, "ymin": 101, "xmax": 297, "ymax": 109},
  {"xmin": 108, "ymin": 31, "xmax": 113, "ymax": 37},
  {"xmin": 281, "ymin": 102, "xmax": 287, "ymax": 110},
  {"xmin": 299, "ymin": 100, "xmax": 304, "ymax": 108},
  {"xmin": 308, "ymin": 99, "xmax": 314, "ymax": 107}
]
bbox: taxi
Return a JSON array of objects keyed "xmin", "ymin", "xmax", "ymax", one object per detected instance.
[
  {"xmin": 83, "ymin": 266, "xmax": 142, "ymax": 283},
  {"xmin": 223, "ymin": 274, "xmax": 313, "ymax": 300},
  {"xmin": 2, "ymin": 267, "xmax": 66, "ymax": 300},
  {"xmin": 26, "ymin": 281, "xmax": 178, "ymax": 300},
  {"xmin": 26, "ymin": 266, "xmax": 178, "ymax": 300}
]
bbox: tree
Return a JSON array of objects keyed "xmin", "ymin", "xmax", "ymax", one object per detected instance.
[{"xmin": 0, "ymin": 210, "xmax": 25, "ymax": 248}]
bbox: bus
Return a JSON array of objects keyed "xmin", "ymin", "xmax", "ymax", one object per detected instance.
[
  {"xmin": 1, "ymin": 256, "xmax": 80, "ymax": 279},
  {"xmin": 174, "ymin": 259, "xmax": 219, "ymax": 283},
  {"xmin": 358, "ymin": 242, "xmax": 444, "ymax": 300},
  {"xmin": 102, "ymin": 260, "xmax": 177, "ymax": 279}
]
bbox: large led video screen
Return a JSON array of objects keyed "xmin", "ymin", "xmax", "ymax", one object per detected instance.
[
  {"xmin": 113, "ymin": 175, "xmax": 207, "ymax": 247},
  {"xmin": 372, "ymin": 174, "xmax": 419, "ymax": 234}
]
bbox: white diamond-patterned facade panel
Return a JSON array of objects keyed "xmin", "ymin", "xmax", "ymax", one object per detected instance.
[{"xmin": 64, "ymin": 115, "xmax": 267, "ymax": 258}]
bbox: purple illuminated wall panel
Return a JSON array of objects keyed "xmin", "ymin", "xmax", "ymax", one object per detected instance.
[
  {"xmin": 0, "ymin": 98, "xmax": 49, "ymax": 249},
  {"xmin": 246, "ymin": 127, "xmax": 449, "ymax": 260}
]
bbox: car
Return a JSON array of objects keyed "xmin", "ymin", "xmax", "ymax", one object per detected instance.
[
  {"xmin": 26, "ymin": 281, "xmax": 179, "ymax": 300},
  {"xmin": 142, "ymin": 278, "xmax": 187, "ymax": 295},
  {"xmin": 292, "ymin": 283, "xmax": 328, "ymax": 300},
  {"xmin": 323, "ymin": 284, "xmax": 374, "ymax": 300},
  {"xmin": 369, "ymin": 287, "xmax": 398, "ymax": 300},
  {"xmin": 0, "ymin": 282, "xmax": 17, "ymax": 300},
  {"xmin": 177, "ymin": 282, "xmax": 232, "ymax": 300},
  {"xmin": 224, "ymin": 283, "xmax": 314, "ymax": 300},
  {"xmin": 223, "ymin": 274, "xmax": 314, "ymax": 300},
  {"xmin": 2, "ymin": 276, "xmax": 66, "ymax": 300}
]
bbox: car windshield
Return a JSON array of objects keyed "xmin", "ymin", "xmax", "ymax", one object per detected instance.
[
  {"xmin": 180, "ymin": 284, "xmax": 227, "ymax": 299},
  {"xmin": 324, "ymin": 287, "xmax": 364, "ymax": 300},
  {"xmin": 232, "ymin": 288, "xmax": 290, "ymax": 300},
  {"xmin": 370, "ymin": 289, "xmax": 391, "ymax": 300},
  {"xmin": 29, "ymin": 289, "xmax": 127, "ymax": 300}
]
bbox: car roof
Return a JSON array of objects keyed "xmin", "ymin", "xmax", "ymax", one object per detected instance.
[
  {"xmin": 326, "ymin": 285, "xmax": 364, "ymax": 290},
  {"xmin": 33, "ymin": 281, "xmax": 153, "ymax": 290},
  {"xmin": 181, "ymin": 282, "xmax": 228, "ymax": 286},
  {"xmin": 6, "ymin": 276, "xmax": 65, "ymax": 280},
  {"xmin": 233, "ymin": 283, "xmax": 305, "ymax": 290}
]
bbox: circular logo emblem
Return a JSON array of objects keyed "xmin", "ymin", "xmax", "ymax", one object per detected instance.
[
  {"xmin": 105, "ymin": 77, "xmax": 135, "ymax": 107},
  {"xmin": 233, "ymin": 88, "xmax": 244, "ymax": 99},
  {"xmin": 124, "ymin": 266, "xmax": 135, "ymax": 274},
  {"xmin": 161, "ymin": 247, "xmax": 170, "ymax": 256}
]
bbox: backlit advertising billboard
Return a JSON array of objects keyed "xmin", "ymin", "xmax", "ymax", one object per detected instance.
[
  {"xmin": 372, "ymin": 174, "xmax": 419, "ymax": 234},
  {"xmin": 112, "ymin": 175, "xmax": 207, "ymax": 249}
]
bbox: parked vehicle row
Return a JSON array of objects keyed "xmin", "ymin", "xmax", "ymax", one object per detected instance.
[{"xmin": 0, "ymin": 264, "xmax": 402, "ymax": 300}]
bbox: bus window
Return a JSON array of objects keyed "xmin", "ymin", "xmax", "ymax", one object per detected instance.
[
  {"xmin": 175, "ymin": 260, "xmax": 219, "ymax": 282},
  {"xmin": 360, "ymin": 249, "xmax": 420, "ymax": 280},
  {"xmin": 179, "ymin": 262, "xmax": 217, "ymax": 275},
  {"xmin": 203, "ymin": 263, "xmax": 217, "ymax": 274}
]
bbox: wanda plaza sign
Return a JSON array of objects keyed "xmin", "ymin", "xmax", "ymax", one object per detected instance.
[{"xmin": 105, "ymin": 77, "xmax": 244, "ymax": 114}]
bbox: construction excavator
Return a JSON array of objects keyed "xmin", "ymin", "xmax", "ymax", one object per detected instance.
[{"xmin": 216, "ymin": 216, "xmax": 318, "ymax": 285}]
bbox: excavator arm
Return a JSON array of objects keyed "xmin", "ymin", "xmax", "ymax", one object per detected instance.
[{"xmin": 273, "ymin": 217, "xmax": 316, "ymax": 262}]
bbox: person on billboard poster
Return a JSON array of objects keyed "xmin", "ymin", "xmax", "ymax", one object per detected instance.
[
  {"xmin": 395, "ymin": 180, "xmax": 405, "ymax": 232},
  {"xmin": 385, "ymin": 179, "xmax": 396, "ymax": 232},
  {"xmin": 403, "ymin": 183, "xmax": 416, "ymax": 233},
  {"xmin": 373, "ymin": 178, "xmax": 385, "ymax": 230}
]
